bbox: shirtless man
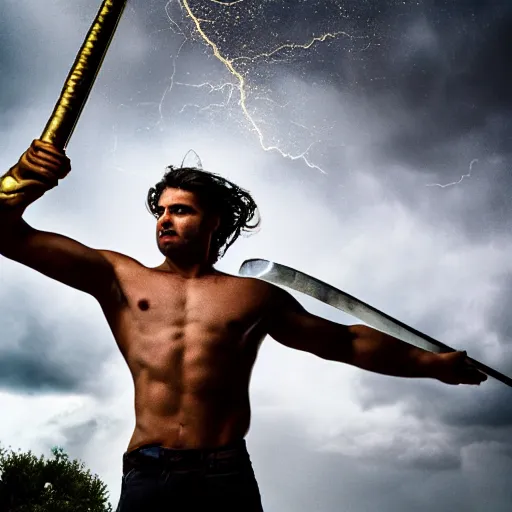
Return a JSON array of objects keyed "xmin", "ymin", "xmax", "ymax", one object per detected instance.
[{"xmin": 0, "ymin": 140, "xmax": 487, "ymax": 511}]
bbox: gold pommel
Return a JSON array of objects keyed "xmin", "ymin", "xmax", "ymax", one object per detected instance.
[
  {"xmin": 1, "ymin": 175, "xmax": 18, "ymax": 194},
  {"xmin": 0, "ymin": 165, "xmax": 32, "ymax": 211}
]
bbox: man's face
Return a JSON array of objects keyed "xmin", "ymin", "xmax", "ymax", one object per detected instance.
[{"xmin": 155, "ymin": 188, "xmax": 218, "ymax": 257}]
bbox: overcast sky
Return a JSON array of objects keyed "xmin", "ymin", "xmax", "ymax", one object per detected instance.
[{"xmin": 1, "ymin": 0, "xmax": 512, "ymax": 510}]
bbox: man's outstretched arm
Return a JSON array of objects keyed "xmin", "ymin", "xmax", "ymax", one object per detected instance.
[
  {"xmin": 0, "ymin": 140, "xmax": 122, "ymax": 302},
  {"xmin": 266, "ymin": 286, "xmax": 487, "ymax": 385}
]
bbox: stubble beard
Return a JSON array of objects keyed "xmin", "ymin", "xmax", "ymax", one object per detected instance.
[{"xmin": 158, "ymin": 237, "xmax": 206, "ymax": 263}]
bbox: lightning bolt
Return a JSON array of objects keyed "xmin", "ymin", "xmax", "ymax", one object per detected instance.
[
  {"xmin": 426, "ymin": 159, "xmax": 478, "ymax": 188},
  {"xmin": 156, "ymin": 0, "xmax": 368, "ymax": 174},
  {"xmin": 231, "ymin": 31, "xmax": 357, "ymax": 64}
]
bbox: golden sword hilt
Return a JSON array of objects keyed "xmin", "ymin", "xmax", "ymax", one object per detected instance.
[
  {"xmin": 0, "ymin": 0, "xmax": 127, "ymax": 209},
  {"xmin": 41, "ymin": 0, "xmax": 128, "ymax": 149}
]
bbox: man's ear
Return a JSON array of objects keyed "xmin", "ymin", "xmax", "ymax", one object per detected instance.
[
  {"xmin": 206, "ymin": 212, "xmax": 221, "ymax": 232},
  {"xmin": 212, "ymin": 214, "xmax": 221, "ymax": 232}
]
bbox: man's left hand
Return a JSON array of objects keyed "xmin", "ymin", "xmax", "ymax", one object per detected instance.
[{"xmin": 433, "ymin": 351, "xmax": 488, "ymax": 385}]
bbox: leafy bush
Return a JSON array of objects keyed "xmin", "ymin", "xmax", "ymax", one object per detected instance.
[{"xmin": 0, "ymin": 444, "xmax": 113, "ymax": 512}]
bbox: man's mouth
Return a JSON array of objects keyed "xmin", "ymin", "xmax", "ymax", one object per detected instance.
[{"xmin": 159, "ymin": 230, "xmax": 177, "ymax": 239}]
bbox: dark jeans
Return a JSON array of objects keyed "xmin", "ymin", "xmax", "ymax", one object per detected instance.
[{"xmin": 116, "ymin": 439, "xmax": 264, "ymax": 511}]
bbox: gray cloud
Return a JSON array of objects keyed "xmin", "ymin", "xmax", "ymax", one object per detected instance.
[
  {"xmin": 0, "ymin": 283, "xmax": 113, "ymax": 395},
  {"xmin": 249, "ymin": 410, "xmax": 512, "ymax": 512}
]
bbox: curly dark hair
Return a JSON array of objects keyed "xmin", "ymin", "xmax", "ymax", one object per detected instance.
[{"xmin": 146, "ymin": 166, "xmax": 260, "ymax": 264}]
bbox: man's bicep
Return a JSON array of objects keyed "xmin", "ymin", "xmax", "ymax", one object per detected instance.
[
  {"xmin": 3, "ymin": 220, "xmax": 119, "ymax": 299},
  {"xmin": 267, "ymin": 286, "xmax": 354, "ymax": 360}
]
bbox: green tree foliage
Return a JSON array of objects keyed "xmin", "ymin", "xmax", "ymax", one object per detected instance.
[{"xmin": 0, "ymin": 444, "xmax": 113, "ymax": 512}]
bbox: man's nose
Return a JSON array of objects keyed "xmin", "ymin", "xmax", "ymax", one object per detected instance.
[{"xmin": 160, "ymin": 217, "xmax": 173, "ymax": 230}]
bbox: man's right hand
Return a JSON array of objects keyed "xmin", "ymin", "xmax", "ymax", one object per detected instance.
[{"xmin": 0, "ymin": 139, "xmax": 71, "ymax": 212}]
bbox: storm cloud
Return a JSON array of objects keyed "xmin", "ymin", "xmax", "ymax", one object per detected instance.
[{"xmin": 1, "ymin": 1, "xmax": 511, "ymax": 510}]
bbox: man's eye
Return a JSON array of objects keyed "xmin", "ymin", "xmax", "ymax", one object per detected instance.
[{"xmin": 157, "ymin": 206, "xmax": 191, "ymax": 216}]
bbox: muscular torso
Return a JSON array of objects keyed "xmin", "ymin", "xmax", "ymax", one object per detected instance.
[{"xmin": 97, "ymin": 253, "xmax": 272, "ymax": 452}]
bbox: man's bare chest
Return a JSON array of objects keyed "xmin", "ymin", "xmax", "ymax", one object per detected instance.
[{"xmin": 100, "ymin": 265, "xmax": 271, "ymax": 349}]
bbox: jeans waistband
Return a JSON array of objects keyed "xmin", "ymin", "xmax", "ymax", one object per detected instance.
[{"xmin": 122, "ymin": 439, "xmax": 248, "ymax": 474}]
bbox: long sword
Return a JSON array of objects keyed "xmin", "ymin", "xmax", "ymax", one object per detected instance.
[
  {"xmin": 239, "ymin": 258, "xmax": 512, "ymax": 388},
  {"xmin": 41, "ymin": 0, "xmax": 128, "ymax": 149},
  {"xmin": 0, "ymin": 0, "xmax": 127, "ymax": 205}
]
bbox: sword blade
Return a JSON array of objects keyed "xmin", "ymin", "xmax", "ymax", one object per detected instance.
[{"xmin": 239, "ymin": 258, "xmax": 512, "ymax": 388}]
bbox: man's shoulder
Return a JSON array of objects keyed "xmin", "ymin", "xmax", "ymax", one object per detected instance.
[
  {"xmin": 97, "ymin": 250, "xmax": 147, "ymax": 296},
  {"xmin": 98, "ymin": 250, "xmax": 144, "ymax": 269},
  {"xmin": 219, "ymin": 270, "xmax": 280, "ymax": 299}
]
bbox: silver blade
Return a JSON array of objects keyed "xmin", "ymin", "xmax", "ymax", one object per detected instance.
[{"xmin": 239, "ymin": 258, "xmax": 512, "ymax": 388}]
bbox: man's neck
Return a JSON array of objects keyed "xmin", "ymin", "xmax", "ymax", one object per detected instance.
[{"xmin": 156, "ymin": 257, "xmax": 215, "ymax": 278}]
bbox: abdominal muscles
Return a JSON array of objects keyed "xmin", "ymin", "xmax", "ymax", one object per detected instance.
[{"xmin": 126, "ymin": 322, "xmax": 259, "ymax": 450}]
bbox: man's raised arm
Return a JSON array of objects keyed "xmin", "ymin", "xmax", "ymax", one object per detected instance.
[
  {"xmin": 0, "ymin": 139, "xmax": 121, "ymax": 301},
  {"xmin": 266, "ymin": 286, "xmax": 487, "ymax": 386}
]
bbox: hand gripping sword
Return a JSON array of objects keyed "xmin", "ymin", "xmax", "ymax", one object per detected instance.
[
  {"xmin": 239, "ymin": 258, "xmax": 512, "ymax": 388},
  {"xmin": 0, "ymin": 0, "xmax": 127, "ymax": 203}
]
